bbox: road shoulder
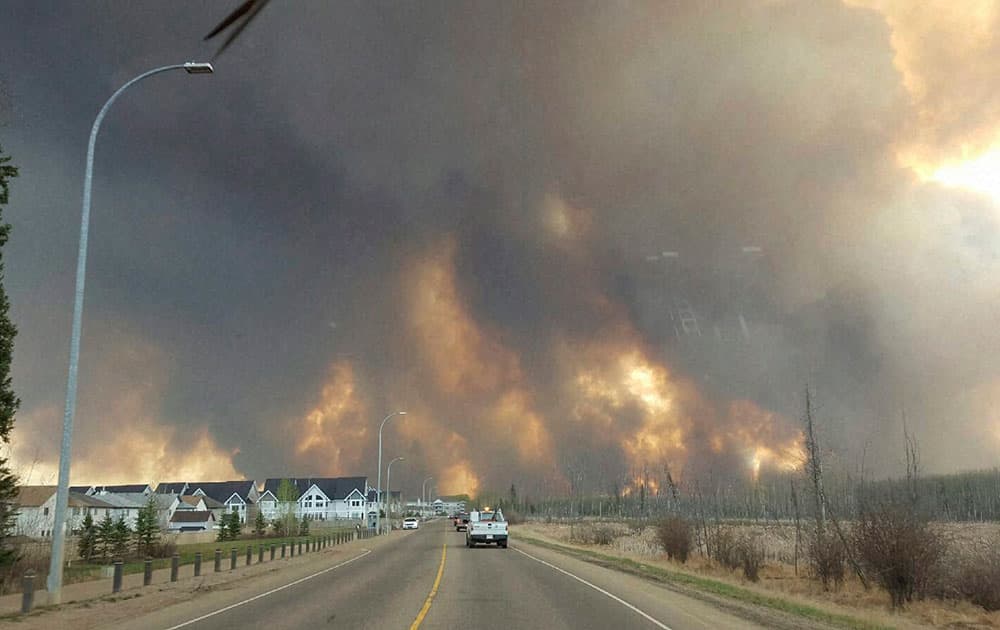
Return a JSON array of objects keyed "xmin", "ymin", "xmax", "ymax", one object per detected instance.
[{"xmin": 4, "ymin": 533, "xmax": 399, "ymax": 630}]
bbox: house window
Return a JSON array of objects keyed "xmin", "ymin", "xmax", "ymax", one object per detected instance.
[{"xmin": 43, "ymin": 507, "xmax": 49, "ymax": 516}]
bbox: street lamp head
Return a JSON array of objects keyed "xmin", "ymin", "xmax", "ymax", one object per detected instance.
[{"xmin": 183, "ymin": 62, "xmax": 215, "ymax": 74}]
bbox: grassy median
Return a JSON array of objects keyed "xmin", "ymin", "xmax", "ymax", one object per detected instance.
[{"xmin": 65, "ymin": 529, "xmax": 355, "ymax": 581}]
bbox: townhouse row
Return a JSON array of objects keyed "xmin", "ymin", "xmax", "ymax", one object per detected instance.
[{"xmin": 12, "ymin": 476, "xmax": 420, "ymax": 539}]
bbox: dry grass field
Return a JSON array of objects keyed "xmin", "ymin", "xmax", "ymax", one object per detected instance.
[{"xmin": 520, "ymin": 519, "xmax": 1000, "ymax": 629}]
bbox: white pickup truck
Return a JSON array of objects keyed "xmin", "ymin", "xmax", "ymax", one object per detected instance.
[{"xmin": 465, "ymin": 509, "xmax": 508, "ymax": 548}]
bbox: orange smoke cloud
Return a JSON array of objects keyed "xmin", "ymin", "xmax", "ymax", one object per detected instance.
[
  {"xmin": 720, "ymin": 400, "xmax": 805, "ymax": 480},
  {"xmin": 406, "ymin": 237, "xmax": 521, "ymax": 396},
  {"xmin": 11, "ymin": 332, "xmax": 241, "ymax": 486},
  {"xmin": 846, "ymin": 1, "xmax": 1000, "ymax": 173},
  {"xmin": 560, "ymin": 306, "xmax": 703, "ymax": 473},
  {"xmin": 401, "ymin": 236, "xmax": 555, "ymax": 472},
  {"xmin": 438, "ymin": 461, "xmax": 480, "ymax": 497},
  {"xmin": 296, "ymin": 361, "xmax": 369, "ymax": 474},
  {"xmin": 12, "ymin": 389, "xmax": 240, "ymax": 486}
]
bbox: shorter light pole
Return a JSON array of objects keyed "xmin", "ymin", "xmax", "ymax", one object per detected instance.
[
  {"xmin": 422, "ymin": 476, "xmax": 433, "ymax": 515},
  {"xmin": 375, "ymin": 410, "xmax": 406, "ymax": 534},
  {"xmin": 385, "ymin": 456, "xmax": 404, "ymax": 533}
]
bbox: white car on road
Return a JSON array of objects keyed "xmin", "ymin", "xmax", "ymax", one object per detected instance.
[
  {"xmin": 466, "ymin": 509, "xmax": 508, "ymax": 548},
  {"xmin": 402, "ymin": 517, "xmax": 420, "ymax": 530}
]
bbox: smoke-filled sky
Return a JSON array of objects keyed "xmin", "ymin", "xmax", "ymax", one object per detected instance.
[{"xmin": 2, "ymin": 0, "xmax": 1000, "ymax": 497}]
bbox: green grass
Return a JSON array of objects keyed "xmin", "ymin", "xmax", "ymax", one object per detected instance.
[{"xmin": 516, "ymin": 534, "xmax": 895, "ymax": 630}]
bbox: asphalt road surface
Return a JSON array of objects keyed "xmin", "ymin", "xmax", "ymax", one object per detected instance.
[{"xmin": 123, "ymin": 519, "xmax": 766, "ymax": 630}]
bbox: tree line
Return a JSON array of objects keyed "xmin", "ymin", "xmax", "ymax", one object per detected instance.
[{"xmin": 77, "ymin": 497, "xmax": 162, "ymax": 562}]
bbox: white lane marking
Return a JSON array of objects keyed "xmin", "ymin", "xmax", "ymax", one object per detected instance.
[
  {"xmin": 163, "ymin": 548, "xmax": 372, "ymax": 630},
  {"xmin": 513, "ymin": 547, "xmax": 673, "ymax": 630}
]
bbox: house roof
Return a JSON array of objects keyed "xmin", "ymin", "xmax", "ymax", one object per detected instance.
[
  {"xmin": 262, "ymin": 477, "xmax": 367, "ymax": 501},
  {"xmin": 201, "ymin": 495, "xmax": 225, "ymax": 509},
  {"xmin": 178, "ymin": 495, "xmax": 203, "ymax": 508},
  {"xmin": 15, "ymin": 486, "xmax": 117, "ymax": 508},
  {"xmin": 69, "ymin": 485, "xmax": 93, "ymax": 494},
  {"xmin": 170, "ymin": 510, "xmax": 215, "ymax": 523},
  {"xmin": 68, "ymin": 492, "xmax": 113, "ymax": 508},
  {"xmin": 90, "ymin": 484, "xmax": 150, "ymax": 494},
  {"xmin": 156, "ymin": 482, "xmax": 189, "ymax": 495},
  {"xmin": 90, "ymin": 493, "xmax": 147, "ymax": 509},
  {"xmin": 186, "ymin": 481, "xmax": 256, "ymax": 504},
  {"xmin": 150, "ymin": 494, "xmax": 176, "ymax": 510},
  {"xmin": 15, "ymin": 486, "xmax": 55, "ymax": 507}
]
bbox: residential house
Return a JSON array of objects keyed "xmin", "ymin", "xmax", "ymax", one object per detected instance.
[
  {"xmin": 168, "ymin": 510, "xmax": 215, "ymax": 532},
  {"xmin": 85, "ymin": 492, "xmax": 147, "ymax": 528},
  {"xmin": 174, "ymin": 494, "xmax": 226, "ymax": 525},
  {"xmin": 156, "ymin": 481, "xmax": 259, "ymax": 524},
  {"xmin": 259, "ymin": 477, "xmax": 369, "ymax": 522},
  {"xmin": 147, "ymin": 493, "xmax": 180, "ymax": 530},
  {"xmin": 14, "ymin": 486, "xmax": 116, "ymax": 538}
]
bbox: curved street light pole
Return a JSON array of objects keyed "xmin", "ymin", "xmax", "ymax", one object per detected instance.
[
  {"xmin": 47, "ymin": 62, "xmax": 214, "ymax": 603},
  {"xmin": 385, "ymin": 456, "xmax": 405, "ymax": 531},
  {"xmin": 375, "ymin": 411, "xmax": 406, "ymax": 533}
]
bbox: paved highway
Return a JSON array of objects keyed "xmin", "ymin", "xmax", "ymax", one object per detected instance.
[{"xmin": 119, "ymin": 519, "xmax": 766, "ymax": 630}]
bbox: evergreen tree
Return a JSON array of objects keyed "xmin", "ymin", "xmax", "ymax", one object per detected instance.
[
  {"xmin": 96, "ymin": 513, "xmax": 115, "ymax": 562},
  {"xmin": 227, "ymin": 511, "xmax": 242, "ymax": 540},
  {"xmin": 299, "ymin": 516, "xmax": 309, "ymax": 536},
  {"xmin": 77, "ymin": 512, "xmax": 97, "ymax": 562},
  {"xmin": 0, "ymin": 146, "xmax": 19, "ymax": 567},
  {"xmin": 133, "ymin": 496, "xmax": 160, "ymax": 556},
  {"xmin": 253, "ymin": 510, "xmax": 266, "ymax": 537},
  {"xmin": 110, "ymin": 515, "xmax": 131, "ymax": 559},
  {"xmin": 216, "ymin": 513, "xmax": 232, "ymax": 541},
  {"xmin": 270, "ymin": 517, "xmax": 285, "ymax": 537}
]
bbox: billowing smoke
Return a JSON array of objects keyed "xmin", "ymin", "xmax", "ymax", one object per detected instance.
[{"xmin": 5, "ymin": 0, "xmax": 1000, "ymax": 496}]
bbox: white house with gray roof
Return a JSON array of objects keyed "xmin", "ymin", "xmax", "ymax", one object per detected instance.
[{"xmin": 258, "ymin": 477, "xmax": 371, "ymax": 522}]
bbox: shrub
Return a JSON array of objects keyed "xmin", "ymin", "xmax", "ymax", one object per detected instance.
[
  {"xmin": 808, "ymin": 528, "xmax": 845, "ymax": 590},
  {"xmin": 712, "ymin": 527, "xmax": 741, "ymax": 570},
  {"xmin": 737, "ymin": 535, "xmax": 764, "ymax": 582},
  {"xmin": 956, "ymin": 543, "xmax": 1000, "ymax": 611},
  {"xmin": 656, "ymin": 517, "xmax": 692, "ymax": 563},
  {"xmin": 146, "ymin": 540, "xmax": 177, "ymax": 559},
  {"xmin": 852, "ymin": 505, "xmax": 945, "ymax": 609},
  {"xmin": 592, "ymin": 526, "xmax": 617, "ymax": 545},
  {"xmin": 569, "ymin": 524, "xmax": 618, "ymax": 545}
]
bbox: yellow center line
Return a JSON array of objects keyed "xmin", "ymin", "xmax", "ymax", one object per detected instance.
[{"xmin": 410, "ymin": 541, "xmax": 447, "ymax": 630}]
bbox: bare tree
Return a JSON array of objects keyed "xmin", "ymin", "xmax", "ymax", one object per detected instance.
[{"xmin": 802, "ymin": 386, "xmax": 869, "ymax": 590}]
